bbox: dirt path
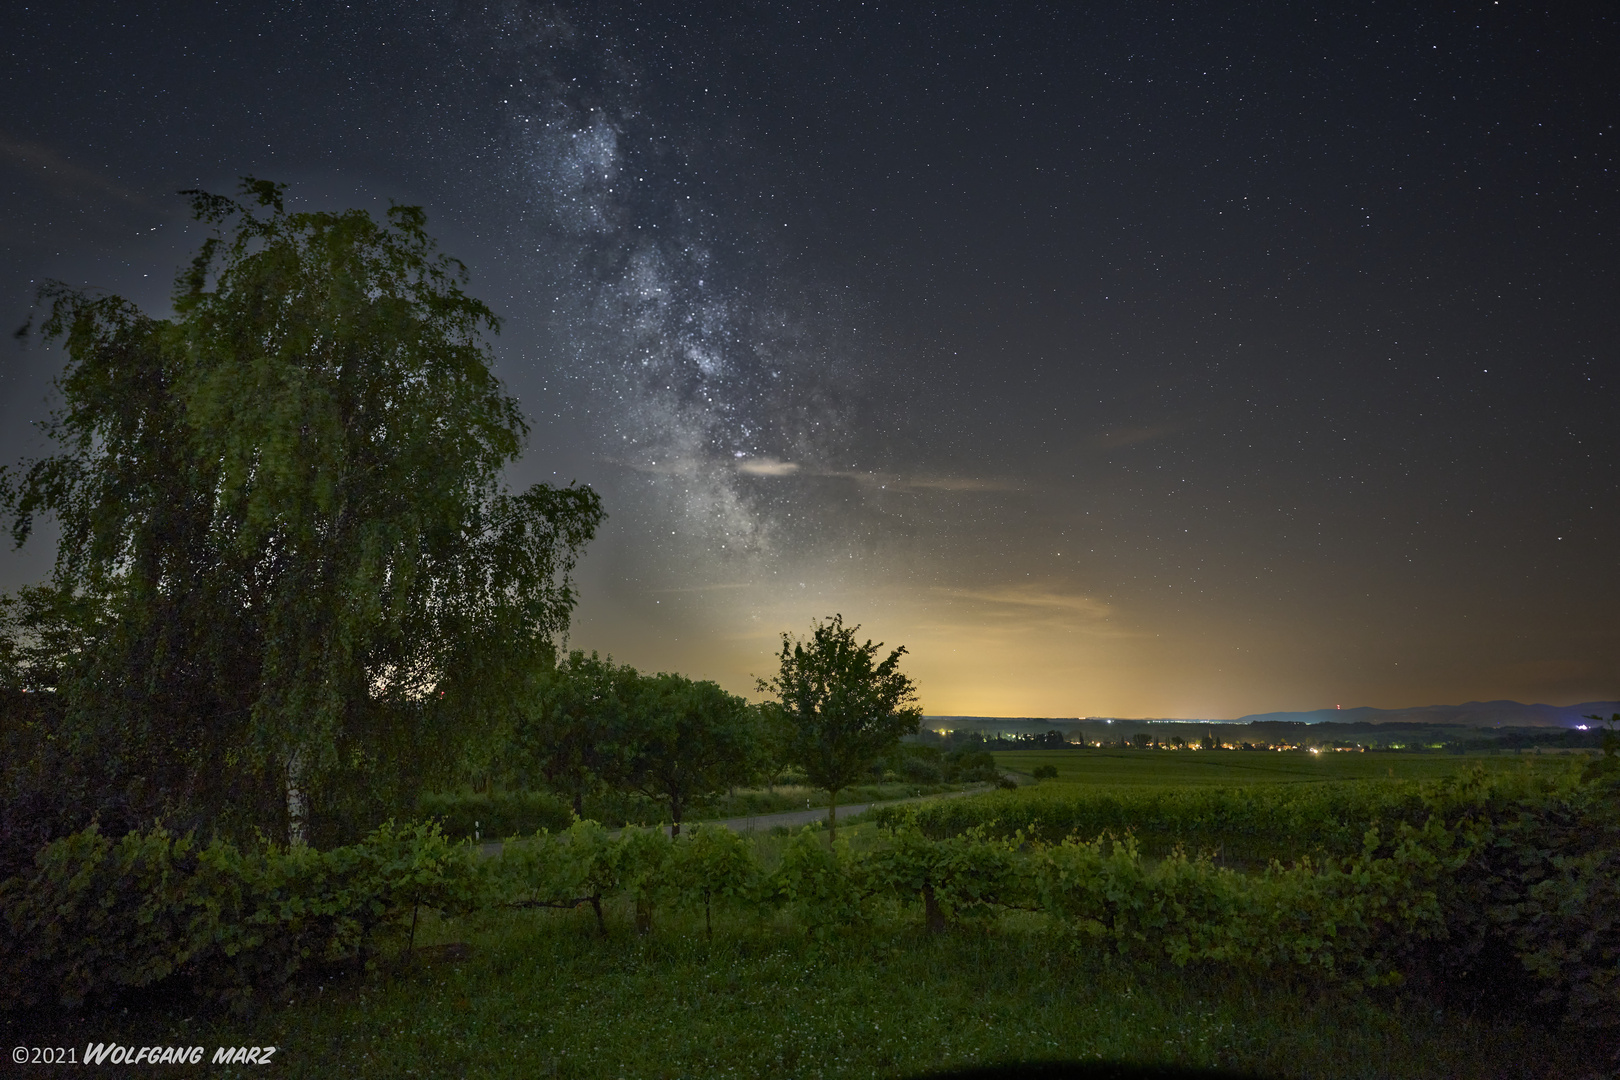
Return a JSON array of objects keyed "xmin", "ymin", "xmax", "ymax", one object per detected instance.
[
  {"xmin": 476, "ymin": 785, "xmax": 988, "ymax": 856},
  {"xmin": 667, "ymin": 784, "xmax": 987, "ymax": 836}
]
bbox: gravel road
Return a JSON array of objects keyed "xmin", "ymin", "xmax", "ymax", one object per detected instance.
[{"xmin": 475, "ymin": 785, "xmax": 989, "ymax": 855}]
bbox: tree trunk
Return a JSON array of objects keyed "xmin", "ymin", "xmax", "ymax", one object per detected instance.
[
  {"xmin": 635, "ymin": 894, "xmax": 653, "ymax": 936},
  {"xmin": 671, "ymin": 794, "xmax": 682, "ymax": 837},
  {"xmin": 923, "ymin": 884, "xmax": 946, "ymax": 933},
  {"xmin": 285, "ymin": 749, "xmax": 308, "ymax": 847},
  {"xmin": 827, "ymin": 791, "xmax": 839, "ymax": 843}
]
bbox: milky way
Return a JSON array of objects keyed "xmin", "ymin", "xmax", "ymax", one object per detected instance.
[{"xmin": 465, "ymin": 5, "xmax": 903, "ymax": 564}]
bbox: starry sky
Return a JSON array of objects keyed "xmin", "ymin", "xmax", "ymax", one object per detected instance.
[{"xmin": 2, "ymin": 2, "xmax": 1616, "ymax": 719}]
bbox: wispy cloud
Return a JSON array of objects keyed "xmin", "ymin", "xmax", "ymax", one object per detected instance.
[
  {"xmin": 940, "ymin": 585, "xmax": 1113, "ymax": 619},
  {"xmin": 0, "ymin": 135, "xmax": 152, "ymax": 208},
  {"xmin": 625, "ymin": 452, "xmax": 1020, "ymax": 493},
  {"xmin": 912, "ymin": 584, "xmax": 1135, "ymax": 640},
  {"xmin": 735, "ymin": 457, "xmax": 799, "ymax": 477}
]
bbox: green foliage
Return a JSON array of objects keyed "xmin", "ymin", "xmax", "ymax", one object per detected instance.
[
  {"xmin": 7, "ymin": 765, "xmax": 1614, "ymax": 1033},
  {"xmin": 416, "ymin": 790, "xmax": 572, "ymax": 841},
  {"xmin": 24, "ymin": 907, "xmax": 1594, "ymax": 1080},
  {"xmin": 760, "ymin": 828, "xmax": 868, "ymax": 935},
  {"xmin": 663, "ymin": 825, "xmax": 759, "ymax": 937},
  {"xmin": 871, "ymin": 774, "xmax": 1445, "ymax": 863},
  {"xmin": 756, "ymin": 614, "xmax": 922, "ymax": 838},
  {"xmin": 511, "ymin": 650, "xmax": 640, "ymax": 817},
  {"xmin": 892, "ymin": 742, "xmax": 945, "ymax": 783},
  {"xmin": 1421, "ymin": 763, "xmax": 1620, "ymax": 1027},
  {"xmin": 1031, "ymin": 763, "xmax": 1059, "ymax": 780},
  {"xmin": 1581, "ymin": 712, "xmax": 1620, "ymax": 783},
  {"xmin": 629, "ymin": 672, "xmax": 758, "ymax": 833},
  {"xmin": 0, "ymin": 820, "xmax": 478, "ymax": 1014},
  {"xmin": 868, "ymin": 819, "xmax": 1030, "ymax": 931},
  {"xmin": 0, "ymin": 179, "xmax": 603, "ymax": 843},
  {"xmin": 944, "ymin": 744, "xmax": 999, "ymax": 783}
]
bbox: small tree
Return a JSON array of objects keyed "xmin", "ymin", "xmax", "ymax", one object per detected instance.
[
  {"xmin": 629, "ymin": 673, "xmax": 755, "ymax": 835},
  {"xmin": 757, "ymin": 614, "xmax": 921, "ymax": 841}
]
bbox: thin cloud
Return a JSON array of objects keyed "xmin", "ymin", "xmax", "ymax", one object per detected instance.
[
  {"xmin": 608, "ymin": 452, "xmax": 1018, "ymax": 493},
  {"xmin": 735, "ymin": 457, "xmax": 799, "ymax": 476},
  {"xmin": 0, "ymin": 135, "xmax": 152, "ymax": 208},
  {"xmin": 896, "ymin": 475, "xmax": 1020, "ymax": 492},
  {"xmin": 941, "ymin": 585, "xmax": 1113, "ymax": 619}
]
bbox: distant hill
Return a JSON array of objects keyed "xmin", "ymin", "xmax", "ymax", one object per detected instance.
[
  {"xmin": 1229, "ymin": 700, "xmax": 1620, "ymax": 729},
  {"xmin": 925, "ymin": 700, "xmax": 1619, "ymax": 731}
]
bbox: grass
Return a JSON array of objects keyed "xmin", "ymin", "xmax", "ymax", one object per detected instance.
[
  {"xmin": 9, "ymin": 757, "xmax": 1607, "ymax": 1079},
  {"xmin": 7, "ymin": 898, "xmax": 1601, "ymax": 1080},
  {"xmin": 989, "ymin": 748, "xmax": 1570, "ymax": 787}
]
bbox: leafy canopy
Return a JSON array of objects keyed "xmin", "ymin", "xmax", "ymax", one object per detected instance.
[
  {"xmin": 757, "ymin": 614, "xmax": 921, "ymax": 837},
  {"xmin": 514, "ymin": 650, "xmax": 642, "ymax": 818},
  {"xmin": 630, "ymin": 673, "xmax": 758, "ymax": 833},
  {"xmin": 1, "ymin": 178, "xmax": 603, "ymax": 842}
]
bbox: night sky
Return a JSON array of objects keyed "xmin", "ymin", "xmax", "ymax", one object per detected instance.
[{"xmin": 3, "ymin": 2, "xmax": 1616, "ymax": 718}]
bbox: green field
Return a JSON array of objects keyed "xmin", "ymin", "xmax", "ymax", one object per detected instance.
[
  {"xmin": 991, "ymin": 747, "xmax": 1568, "ymax": 787},
  {"xmin": 10, "ymin": 754, "xmax": 1610, "ymax": 1079},
  {"xmin": 8, "ymin": 871, "xmax": 1596, "ymax": 1080}
]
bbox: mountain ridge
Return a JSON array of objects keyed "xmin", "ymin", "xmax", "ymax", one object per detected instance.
[{"xmin": 924, "ymin": 700, "xmax": 1620, "ymax": 729}]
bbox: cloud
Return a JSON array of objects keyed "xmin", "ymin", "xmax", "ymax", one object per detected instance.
[
  {"xmin": 0, "ymin": 135, "xmax": 152, "ymax": 208},
  {"xmin": 736, "ymin": 457, "xmax": 799, "ymax": 477},
  {"xmin": 913, "ymin": 585, "xmax": 1135, "ymax": 641},
  {"xmin": 941, "ymin": 585, "xmax": 1113, "ymax": 620}
]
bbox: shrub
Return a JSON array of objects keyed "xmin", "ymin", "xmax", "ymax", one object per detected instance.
[
  {"xmin": 872, "ymin": 776, "xmax": 1440, "ymax": 862},
  {"xmin": 663, "ymin": 825, "xmax": 760, "ymax": 937},
  {"xmin": 943, "ymin": 746, "xmax": 997, "ymax": 783},
  {"xmin": 900, "ymin": 754, "xmax": 945, "ymax": 784},
  {"xmin": 1418, "ymin": 766, "xmax": 1620, "ymax": 1026},
  {"xmin": 8, "ymin": 764, "xmax": 1615, "ymax": 1033},
  {"xmin": 760, "ymin": 828, "xmax": 868, "ymax": 936},
  {"xmin": 417, "ymin": 790, "xmax": 573, "ymax": 840},
  {"xmin": 868, "ymin": 821, "xmax": 1031, "ymax": 932},
  {"xmin": 0, "ymin": 820, "xmax": 479, "ymax": 1014}
]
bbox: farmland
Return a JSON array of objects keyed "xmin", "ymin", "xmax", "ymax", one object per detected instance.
[
  {"xmin": 989, "ymin": 747, "xmax": 1562, "ymax": 787},
  {"xmin": 7, "ymin": 751, "xmax": 1614, "ymax": 1079}
]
